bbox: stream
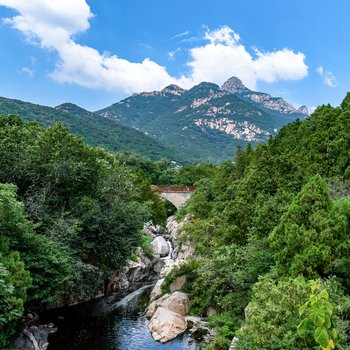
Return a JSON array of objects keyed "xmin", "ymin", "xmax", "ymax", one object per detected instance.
[{"xmin": 42, "ymin": 284, "xmax": 200, "ymax": 350}]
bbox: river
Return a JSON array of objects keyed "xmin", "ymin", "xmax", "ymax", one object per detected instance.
[{"xmin": 42, "ymin": 284, "xmax": 200, "ymax": 350}]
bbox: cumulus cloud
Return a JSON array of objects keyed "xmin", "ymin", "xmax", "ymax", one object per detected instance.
[
  {"xmin": 316, "ymin": 66, "xmax": 337, "ymax": 88},
  {"xmin": 0, "ymin": 2, "xmax": 309, "ymax": 93},
  {"xmin": 0, "ymin": 0, "xmax": 176, "ymax": 93},
  {"xmin": 185, "ymin": 26, "xmax": 308, "ymax": 90}
]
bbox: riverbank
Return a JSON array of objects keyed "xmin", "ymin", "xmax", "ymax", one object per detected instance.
[
  {"xmin": 15, "ymin": 216, "xmax": 205, "ymax": 350},
  {"xmin": 39, "ymin": 281, "xmax": 199, "ymax": 350}
]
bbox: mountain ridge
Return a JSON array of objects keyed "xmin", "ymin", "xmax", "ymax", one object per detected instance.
[
  {"xmin": 0, "ymin": 96, "xmax": 187, "ymax": 162},
  {"xmin": 97, "ymin": 76, "xmax": 308, "ymax": 162}
]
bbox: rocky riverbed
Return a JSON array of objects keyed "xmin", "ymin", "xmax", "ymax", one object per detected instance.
[
  {"xmin": 145, "ymin": 216, "xmax": 215, "ymax": 345},
  {"xmin": 15, "ymin": 216, "xmax": 213, "ymax": 349}
]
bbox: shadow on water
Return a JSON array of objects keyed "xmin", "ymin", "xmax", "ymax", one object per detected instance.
[{"xmin": 42, "ymin": 285, "xmax": 199, "ymax": 350}]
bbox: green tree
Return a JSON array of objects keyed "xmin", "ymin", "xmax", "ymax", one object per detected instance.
[
  {"xmin": 235, "ymin": 276, "xmax": 312, "ymax": 350},
  {"xmin": 269, "ymin": 175, "xmax": 350, "ymax": 278}
]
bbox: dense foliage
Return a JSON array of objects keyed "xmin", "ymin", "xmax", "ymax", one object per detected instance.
[
  {"xmin": 0, "ymin": 97, "xmax": 186, "ymax": 162},
  {"xmin": 0, "ymin": 116, "xmax": 168, "ymax": 346},
  {"xmin": 173, "ymin": 93, "xmax": 350, "ymax": 349}
]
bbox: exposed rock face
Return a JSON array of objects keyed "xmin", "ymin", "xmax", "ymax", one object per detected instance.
[
  {"xmin": 298, "ymin": 105, "xmax": 309, "ymax": 115},
  {"xmin": 146, "ymin": 294, "xmax": 169, "ymax": 319},
  {"xmin": 221, "ymin": 76, "xmax": 249, "ymax": 94},
  {"xmin": 161, "ymin": 84, "xmax": 186, "ymax": 96},
  {"xmin": 146, "ymin": 216, "xmax": 196, "ymax": 343},
  {"xmin": 152, "ymin": 236, "xmax": 169, "ymax": 257},
  {"xmin": 147, "ymin": 292, "xmax": 189, "ymax": 320},
  {"xmin": 206, "ymin": 305, "xmax": 217, "ymax": 316},
  {"xmin": 98, "ymin": 77, "xmax": 308, "ymax": 163},
  {"xmin": 159, "ymin": 258, "xmax": 176, "ymax": 278},
  {"xmin": 150, "ymin": 278, "xmax": 164, "ymax": 302},
  {"xmin": 170, "ymin": 275, "xmax": 187, "ymax": 293},
  {"xmin": 186, "ymin": 316, "xmax": 217, "ymax": 343},
  {"xmin": 106, "ymin": 247, "xmax": 153, "ymax": 295},
  {"xmin": 162, "ymin": 292, "xmax": 189, "ymax": 316},
  {"xmin": 152, "ymin": 258, "xmax": 165, "ymax": 274},
  {"xmin": 194, "ymin": 118, "xmax": 269, "ymax": 141},
  {"xmin": 148, "ymin": 307, "xmax": 187, "ymax": 343}
]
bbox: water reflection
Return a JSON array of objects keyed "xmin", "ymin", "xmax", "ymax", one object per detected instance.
[{"xmin": 46, "ymin": 286, "xmax": 199, "ymax": 350}]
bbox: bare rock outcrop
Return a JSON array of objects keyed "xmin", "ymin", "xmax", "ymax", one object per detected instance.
[
  {"xmin": 151, "ymin": 236, "xmax": 169, "ymax": 257},
  {"xmin": 148, "ymin": 307, "xmax": 187, "ymax": 343}
]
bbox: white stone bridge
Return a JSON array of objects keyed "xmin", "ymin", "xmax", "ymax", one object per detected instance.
[{"xmin": 151, "ymin": 186, "xmax": 195, "ymax": 208}]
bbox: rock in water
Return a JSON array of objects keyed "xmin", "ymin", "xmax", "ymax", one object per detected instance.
[
  {"xmin": 162, "ymin": 292, "xmax": 189, "ymax": 316},
  {"xmin": 146, "ymin": 292, "xmax": 189, "ymax": 319},
  {"xmin": 151, "ymin": 236, "xmax": 169, "ymax": 257},
  {"xmin": 148, "ymin": 307, "xmax": 187, "ymax": 343}
]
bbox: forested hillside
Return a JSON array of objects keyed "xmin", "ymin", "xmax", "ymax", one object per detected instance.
[
  {"xmin": 0, "ymin": 97, "xmax": 186, "ymax": 162},
  {"xmin": 98, "ymin": 77, "xmax": 307, "ymax": 163},
  {"xmin": 0, "ymin": 116, "xmax": 169, "ymax": 347},
  {"xmin": 164, "ymin": 93, "xmax": 350, "ymax": 349},
  {"xmin": 2, "ymin": 93, "xmax": 350, "ymax": 349}
]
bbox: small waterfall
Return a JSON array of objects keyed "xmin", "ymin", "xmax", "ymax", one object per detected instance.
[
  {"xmin": 160, "ymin": 239, "xmax": 173, "ymax": 260},
  {"xmin": 166, "ymin": 240, "xmax": 173, "ymax": 259},
  {"xmin": 113, "ymin": 284, "xmax": 153, "ymax": 309}
]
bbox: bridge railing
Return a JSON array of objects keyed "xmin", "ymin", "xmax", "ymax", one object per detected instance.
[{"xmin": 151, "ymin": 186, "xmax": 195, "ymax": 193}]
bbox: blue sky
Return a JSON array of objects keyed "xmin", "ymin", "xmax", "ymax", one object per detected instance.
[{"xmin": 0, "ymin": 0, "xmax": 349, "ymax": 112}]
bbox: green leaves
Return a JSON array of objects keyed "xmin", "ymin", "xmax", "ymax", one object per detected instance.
[
  {"xmin": 314, "ymin": 326, "xmax": 329, "ymax": 348},
  {"xmin": 0, "ymin": 119, "xmax": 157, "ymax": 310},
  {"xmin": 297, "ymin": 280, "xmax": 337, "ymax": 350}
]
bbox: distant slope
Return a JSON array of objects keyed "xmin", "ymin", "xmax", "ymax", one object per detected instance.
[
  {"xmin": 0, "ymin": 97, "xmax": 186, "ymax": 162},
  {"xmin": 98, "ymin": 77, "xmax": 308, "ymax": 163}
]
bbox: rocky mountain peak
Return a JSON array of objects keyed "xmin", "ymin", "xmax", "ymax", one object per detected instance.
[
  {"xmin": 221, "ymin": 76, "xmax": 249, "ymax": 94},
  {"xmin": 297, "ymin": 105, "xmax": 309, "ymax": 116},
  {"xmin": 161, "ymin": 84, "xmax": 186, "ymax": 96}
]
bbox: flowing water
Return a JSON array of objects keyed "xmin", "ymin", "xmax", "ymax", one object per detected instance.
[{"xmin": 44, "ymin": 285, "xmax": 199, "ymax": 350}]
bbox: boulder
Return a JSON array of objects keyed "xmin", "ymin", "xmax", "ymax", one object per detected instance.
[
  {"xmin": 127, "ymin": 247, "xmax": 152, "ymax": 283},
  {"xmin": 146, "ymin": 294, "xmax": 169, "ymax": 319},
  {"xmin": 147, "ymin": 292, "xmax": 189, "ymax": 319},
  {"xmin": 148, "ymin": 307, "xmax": 187, "ymax": 343},
  {"xmin": 170, "ymin": 275, "xmax": 187, "ymax": 293},
  {"xmin": 186, "ymin": 316, "xmax": 216, "ymax": 343},
  {"xmin": 151, "ymin": 236, "xmax": 169, "ymax": 257},
  {"xmin": 163, "ymin": 292, "xmax": 189, "ymax": 316},
  {"xmin": 15, "ymin": 324, "xmax": 57, "ymax": 350},
  {"xmin": 152, "ymin": 258, "xmax": 165, "ymax": 274},
  {"xmin": 150, "ymin": 279, "xmax": 164, "ymax": 302},
  {"xmin": 159, "ymin": 258, "xmax": 176, "ymax": 277},
  {"xmin": 106, "ymin": 247, "xmax": 152, "ymax": 295}
]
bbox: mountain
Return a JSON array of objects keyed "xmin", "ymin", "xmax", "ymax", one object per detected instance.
[
  {"xmin": 0, "ymin": 97, "xmax": 186, "ymax": 162},
  {"xmin": 97, "ymin": 77, "xmax": 308, "ymax": 163}
]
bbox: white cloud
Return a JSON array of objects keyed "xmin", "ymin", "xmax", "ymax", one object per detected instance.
[
  {"xmin": 316, "ymin": 66, "xmax": 324, "ymax": 75},
  {"xmin": 316, "ymin": 65, "xmax": 337, "ymax": 88},
  {"xmin": 168, "ymin": 31, "xmax": 189, "ymax": 41},
  {"xmin": 0, "ymin": 2, "xmax": 309, "ymax": 93},
  {"xmin": 168, "ymin": 48, "xmax": 181, "ymax": 60},
  {"xmin": 184, "ymin": 26, "xmax": 308, "ymax": 90},
  {"xmin": 18, "ymin": 66, "xmax": 34, "ymax": 77}
]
